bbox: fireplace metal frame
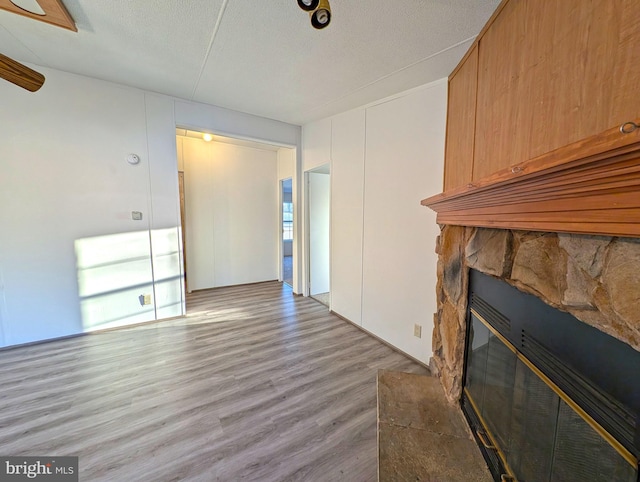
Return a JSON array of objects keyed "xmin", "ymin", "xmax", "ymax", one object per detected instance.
[{"xmin": 461, "ymin": 269, "xmax": 640, "ymax": 481}]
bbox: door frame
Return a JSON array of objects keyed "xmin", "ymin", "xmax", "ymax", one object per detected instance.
[{"xmin": 304, "ymin": 164, "xmax": 331, "ymax": 299}]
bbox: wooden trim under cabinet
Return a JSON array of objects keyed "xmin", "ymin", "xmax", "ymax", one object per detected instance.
[{"xmin": 422, "ymin": 121, "xmax": 640, "ymax": 237}]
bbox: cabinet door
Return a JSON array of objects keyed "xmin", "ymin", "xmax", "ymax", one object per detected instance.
[
  {"xmin": 525, "ymin": 0, "xmax": 640, "ymax": 161},
  {"xmin": 610, "ymin": 0, "xmax": 640, "ymax": 135},
  {"xmin": 473, "ymin": 0, "xmax": 531, "ymax": 181},
  {"xmin": 474, "ymin": 0, "xmax": 640, "ymax": 181},
  {"xmin": 443, "ymin": 45, "xmax": 478, "ymax": 191}
]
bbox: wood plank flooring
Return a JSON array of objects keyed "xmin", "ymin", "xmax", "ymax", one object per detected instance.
[{"xmin": 0, "ymin": 282, "xmax": 428, "ymax": 481}]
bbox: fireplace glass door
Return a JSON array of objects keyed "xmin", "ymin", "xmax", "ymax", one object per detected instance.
[{"xmin": 464, "ymin": 310, "xmax": 638, "ymax": 482}]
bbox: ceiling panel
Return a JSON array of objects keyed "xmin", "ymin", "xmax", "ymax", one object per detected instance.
[
  {"xmin": 193, "ymin": 0, "xmax": 499, "ymax": 123},
  {"xmin": 0, "ymin": 0, "xmax": 225, "ymax": 99},
  {"xmin": 0, "ymin": 0, "xmax": 500, "ymax": 125},
  {"xmin": 295, "ymin": 39, "xmax": 474, "ymax": 124},
  {"xmin": 0, "ymin": 23, "xmax": 41, "ymax": 64}
]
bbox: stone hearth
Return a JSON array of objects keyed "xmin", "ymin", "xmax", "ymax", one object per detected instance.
[
  {"xmin": 377, "ymin": 370, "xmax": 492, "ymax": 481},
  {"xmin": 431, "ymin": 225, "xmax": 640, "ymax": 402}
]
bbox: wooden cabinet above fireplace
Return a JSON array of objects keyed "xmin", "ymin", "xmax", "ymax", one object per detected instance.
[{"xmin": 428, "ymin": 0, "xmax": 640, "ymax": 238}]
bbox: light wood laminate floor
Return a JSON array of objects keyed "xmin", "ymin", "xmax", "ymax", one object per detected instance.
[{"xmin": 0, "ymin": 282, "xmax": 428, "ymax": 481}]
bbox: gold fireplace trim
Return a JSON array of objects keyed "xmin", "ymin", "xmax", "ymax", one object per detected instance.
[
  {"xmin": 469, "ymin": 308, "xmax": 637, "ymax": 469},
  {"xmin": 464, "ymin": 386, "xmax": 517, "ymax": 480}
]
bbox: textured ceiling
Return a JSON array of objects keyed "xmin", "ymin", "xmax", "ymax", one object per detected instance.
[{"xmin": 0, "ymin": 0, "xmax": 500, "ymax": 125}]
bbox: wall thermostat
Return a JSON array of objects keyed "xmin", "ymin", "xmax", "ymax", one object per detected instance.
[{"xmin": 127, "ymin": 153, "xmax": 140, "ymax": 165}]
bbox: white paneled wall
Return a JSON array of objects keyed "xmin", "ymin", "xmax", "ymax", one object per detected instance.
[
  {"xmin": 180, "ymin": 137, "xmax": 278, "ymax": 290},
  {"xmin": 181, "ymin": 138, "xmax": 216, "ymax": 290},
  {"xmin": 277, "ymin": 148, "xmax": 295, "ymax": 180},
  {"xmin": 307, "ymin": 79, "xmax": 447, "ymax": 364},
  {"xmin": 330, "ymin": 109, "xmax": 366, "ymax": 324},
  {"xmin": 145, "ymin": 94, "xmax": 184, "ymax": 319},
  {"xmin": 308, "ymin": 172, "xmax": 331, "ymax": 296},
  {"xmin": 303, "ymin": 118, "xmax": 332, "ymax": 172},
  {"xmin": 0, "ymin": 64, "xmax": 301, "ymax": 348},
  {"xmin": 175, "ymin": 100, "xmax": 300, "ymax": 148},
  {"xmin": 361, "ymin": 83, "xmax": 446, "ymax": 363},
  {"xmin": 0, "ymin": 68, "xmax": 180, "ymax": 344}
]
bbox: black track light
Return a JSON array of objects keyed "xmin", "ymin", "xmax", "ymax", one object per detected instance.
[
  {"xmin": 310, "ymin": 0, "xmax": 331, "ymax": 29},
  {"xmin": 297, "ymin": 0, "xmax": 319, "ymax": 12}
]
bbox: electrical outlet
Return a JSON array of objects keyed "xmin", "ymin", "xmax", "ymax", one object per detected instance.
[{"xmin": 414, "ymin": 324, "xmax": 422, "ymax": 338}]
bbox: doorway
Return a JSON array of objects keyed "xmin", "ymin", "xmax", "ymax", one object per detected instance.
[
  {"xmin": 307, "ymin": 165, "xmax": 330, "ymax": 307},
  {"xmin": 281, "ymin": 178, "xmax": 293, "ymax": 287},
  {"xmin": 176, "ymin": 128, "xmax": 285, "ymax": 305}
]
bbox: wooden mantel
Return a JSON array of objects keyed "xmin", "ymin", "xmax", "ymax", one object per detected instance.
[{"xmin": 422, "ymin": 122, "xmax": 640, "ymax": 238}]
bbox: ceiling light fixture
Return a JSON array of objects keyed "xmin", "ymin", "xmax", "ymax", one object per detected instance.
[
  {"xmin": 203, "ymin": 133, "xmax": 213, "ymax": 142},
  {"xmin": 310, "ymin": 0, "xmax": 331, "ymax": 29},
  {"xmin": 0, "ymin": 0, "xmax": 77, "ymax": 31},
  {"xmin": 296, "ymin": 0, "xmax": 319, "ymax": 12}
]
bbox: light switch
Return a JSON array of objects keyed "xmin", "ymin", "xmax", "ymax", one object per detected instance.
[
  {"xmin": 132, "ymin": 211, "xmax": 143, "ymax": 220},
  {"xmin": 138, "ymin": 294, "xmax": 152, "ymax": 306}
]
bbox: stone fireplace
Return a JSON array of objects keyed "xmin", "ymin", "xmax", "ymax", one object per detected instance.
[
  {"xmin": 431, "ymin": 225, "xmax": 640, "ymax": 403},
  {"xmin": 430, "ymin": 225, "xmax": 640, "ymax": 479}
]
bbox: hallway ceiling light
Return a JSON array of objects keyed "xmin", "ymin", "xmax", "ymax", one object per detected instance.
[{"xmin": 203, "ymin": 133, "xmax": 213, "ymax": 142}]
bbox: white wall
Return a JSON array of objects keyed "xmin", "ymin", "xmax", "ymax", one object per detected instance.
[
  {"xmin": 330, "ymin": 109, "xmax": 366, "ymax": 324},
  {"xmin": 173, "ymin": 102, "xmax": 303, "ymax": 294},
  {"xmin": 145, "ymin": 94, "xmax": 185, "ymax": 320},
  {"xmin": 361, "ymin": 83, "xmax": 446, "ymax": 363},
  {"xmin": 180, "ymin": 137, "xmax": 215, "ymax": 290},
  {"xmin": 0, "ymin": 67, "xmax": 182, "ymax": 345},
  {"xmin": 175, "ymin": 100, "xmax": 300, "ymax": 148},
  {"xmin": 277, "ymin": 148, "xmax": 295, "ymax": 180},
  {"xmin": 176, "ymin": 137, "xmax": 186, "ymax": 171},
  {"xmin": 0, "ymin": 64, "xmax": 301, "ymax": 348},
  {"xmin": 180, "ymin": 137, "xmax": 278, "ymax": 290},
  {"xmin": 304, "ymin": 79, "xmax": 447, "ymax": 364},
  {"xmin": 300, "ymin": 118, "xmax": 333, "ymax": 296},
  {"xmin": 303, "ymin": 118, "xmax": 332, "ymax": 172}
]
